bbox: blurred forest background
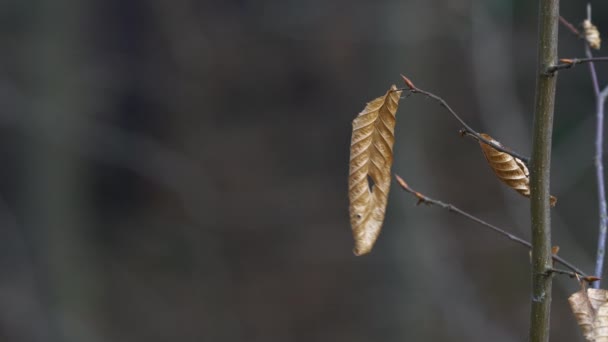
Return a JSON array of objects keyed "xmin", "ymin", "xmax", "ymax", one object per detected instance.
[{"xmin": 1, "ymin": 0, "xmax": 608, "ymax": 341}]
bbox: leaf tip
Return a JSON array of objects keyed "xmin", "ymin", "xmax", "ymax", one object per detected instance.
[{"xmin": 353, "ymin": 245, "xmax": 371, "ymax": 256}]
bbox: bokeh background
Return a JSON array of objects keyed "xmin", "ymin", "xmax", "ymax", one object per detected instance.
[{"xmin": 1, "ymin": 0, "xmax": 608, "ymax": 341}]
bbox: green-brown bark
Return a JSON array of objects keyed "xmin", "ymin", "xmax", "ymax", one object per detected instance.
[{"xmin": 529, "ymin": 0, "xmax": 559, "ymax": 341}]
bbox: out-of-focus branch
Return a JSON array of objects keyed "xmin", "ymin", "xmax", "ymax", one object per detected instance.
[
  {"xmin": 395, "ymin": 175, "xmax": 588, "ymax": 278},
  {"xmin": 584, "ymin": 3, "xmax": 601, "ymax": 97},
  {"xmin": 559, "ymin": 15, "xmax": 582, "ymax": 38},
  {"xmin": 576, "ymin": 3, "xmax": 608, "ymax": 290},
  {"xmin": 398, "ymin": 75, "xmax": 530, "ymax": 165},
  {"xmin": 586, "ymin": 46, "xmax": 601, "ymax": 97},
  {"xmin": 593, "ymin": 87, "xmax": 608, "ymax": 288},
  {"xmin": 559, "ymin": 4, "xmax": 608, "ymax": 290}
]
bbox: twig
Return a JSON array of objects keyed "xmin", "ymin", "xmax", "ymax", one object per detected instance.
[
  {"xmin": 594, "ymin": 87, "xmax": 608, "ymax": 289},
  {"xmin": 585, "ymin": 4, "xmax": 601, "ymax": 97},
  {"xmin": 545, "ymin": 267, "xmax": 580, "ymax": 279},
  {"xmin": 395, "ymin": 175, "xmax": 587, "ymax": 277},
  {"xmin": 580, "ymin": 3, "xmax": 608, "ymax": 289},
  {"xmin": 559, "ymin": 15, "xmax": 582, "ymax": 38},
  {"xmin": 586, "ymin": 47, "xmax": 601, "ymax": 97},
  {"xmin": 398, "ymin": 75, "xmax": 530, "ymax": 165},
  {"xmin": 548, "ymin": 57, "xmax": 608, "ymax": 72}
]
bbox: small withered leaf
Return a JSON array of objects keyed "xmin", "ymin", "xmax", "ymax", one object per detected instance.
[
  {"xmin": 583, "ymin": 19, "xmax": 601, "ymax": 50},
  {"xmin": 569, "ymin": 288, "xmax": 608, "ymax": 341},
  {"xmin": 478, "ymin": 133, "xmax": 557, "ymax": 207},
  {"xmin": 349, "ymin": 85, "xmax": 402, "ymax": 256}
]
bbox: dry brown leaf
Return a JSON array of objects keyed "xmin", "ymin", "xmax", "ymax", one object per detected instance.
[
  {"xmin": 570, "ymin": 290, "xmax": 597, "ymax": 341},
  {"xmin": 479, "ymin": 133, "xmax": 557, "ymax": 207},
  {"xmin": 569, "ymin": 288, "xmax": 608, "ymax": 341},
  {"xmin": 584, "ymin": 19, "xmax": 601, "ymax": 50},
  {"xmin": 349, "ymin": 85, "xmax": 402, "ymax": 256},
  {"xmin": 596, "ymin": 304, "xmax": 608, "ymax": 341}
]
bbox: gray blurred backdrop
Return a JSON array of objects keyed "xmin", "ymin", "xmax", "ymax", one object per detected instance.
[{"xmin": 1, "ymin": 0, "xmax": 607, "ymax": 341}]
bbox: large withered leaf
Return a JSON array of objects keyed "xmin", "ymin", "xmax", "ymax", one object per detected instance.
[
  {"xmin": 569, "ymin": 288, "xmax": 608, "ymax": 341},
  {"xmin": 479, "ymin": 133, "xmax": 556, "ymax": 207},
  {"xmin": 349, "ymin": 85, "xmax": 402, "ymax": 256}
]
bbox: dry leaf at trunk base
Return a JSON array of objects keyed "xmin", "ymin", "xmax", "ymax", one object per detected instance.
[
  {"xmin": 348, "ymin": 85, "xmax": 402, "ymax": 256},
  {"xmin": 569, "ymin": 288, "xmax": 608, "ymax": 341},
  {"xmin": 478, "ymin": 133, "xmax": 556, "ymax": 207}
]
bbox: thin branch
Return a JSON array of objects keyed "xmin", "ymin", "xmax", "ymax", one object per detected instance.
[
  {"xmin": 548, "ymin": 57, "xmax": 608, "ymax": 72},
  {"xmin": 586, "ymin": 46, "xmax": 601, "ymax": 97},
  {"xmin": 581, "ymin": 3, "xmax": 608, "ymax": 290},
  {"xmin": 395, "ymin": 175, "xmax": 587, "ymax": 277},
  {"xmin": 398, "ymin": 75, "xmax": 530, "ymax": 165},
  {"xmin": 559, "ymin": 15, "xmax": 582, "ymax": 38},
  {"xmin": 593, "ymin": 83, "xmax": 608, "ymax": 288},
  {"xmin": 545, "ymin": 267, "xmax": 580, "ymax": 279},
  {"xmin": 585, "ymin": 4, "xmax": 601, "ymax": 98}
]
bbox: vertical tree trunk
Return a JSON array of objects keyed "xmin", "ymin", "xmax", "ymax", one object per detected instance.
[{"xmin": 529, "ymin": 0, "xmax": 559, "ymax": 341}]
